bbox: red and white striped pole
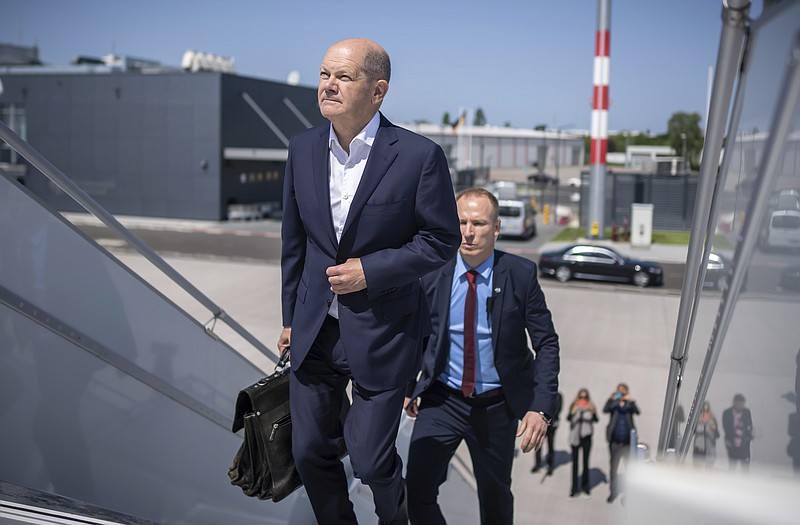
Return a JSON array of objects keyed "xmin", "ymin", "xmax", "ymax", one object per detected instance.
[{"xmin": 587, "ymin": 0, "xmax": 611, "ymax": 239}]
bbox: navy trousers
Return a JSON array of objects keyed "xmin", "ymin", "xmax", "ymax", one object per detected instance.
[
  {"xmin": 406, "ymin": 383, "xmax": 517, "ymax": 525},
  {"xmin": 290, "ymin": 316, "xmax": 406, "ymax": 525},
  {"xmin": 608, "ymin": 441, "xmax": 629, "ymax": 498}
]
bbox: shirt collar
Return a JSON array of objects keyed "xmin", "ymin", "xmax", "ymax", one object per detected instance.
[
  {"xmin": 328, "ymin": 111, "xmax": 381, "ymax": 152},
  {"xmin": 455, "ymin": 251, "xmax": 494, "ymax": 281}
]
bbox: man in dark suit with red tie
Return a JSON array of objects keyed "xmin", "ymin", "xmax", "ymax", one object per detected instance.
[
  {"xmin": 277, "ymin": 38, "xmax": 460, "ymax": 525},
  {"xmin": 404, "ymin": 188, "xmax": 560, "ymax": 525}
]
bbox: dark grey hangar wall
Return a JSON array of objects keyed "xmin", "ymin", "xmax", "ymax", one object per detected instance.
[{"xmin": 0, "ymin": 70, "xmax": 324, "ymax": 220}]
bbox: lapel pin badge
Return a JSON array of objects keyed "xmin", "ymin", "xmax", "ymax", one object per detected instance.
[{"xmin": 494, "ymin": 288, "xmax": 501, "ymax": 294}]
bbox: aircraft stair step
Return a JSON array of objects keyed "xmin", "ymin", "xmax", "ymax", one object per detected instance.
[{"xmin": 0, "ymin": 481, "xmax": 159, "ymax": 525}]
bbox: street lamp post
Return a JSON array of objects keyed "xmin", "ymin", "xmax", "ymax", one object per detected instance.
[
  {"xmin": 553, "ymin": 124, "xmax": 574, "ymax": 225},
  {"xmin": 680, "ymin": 132, "xmax": 687, "ymax": 172},
  {"xmin": 555, "ymin": 130, "xmax": 560, "ymax": 225}
]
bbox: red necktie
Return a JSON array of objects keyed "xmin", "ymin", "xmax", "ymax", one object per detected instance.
[{"xmin": 461, "ymin": 269, "xmax": 479, "ymax": 397}]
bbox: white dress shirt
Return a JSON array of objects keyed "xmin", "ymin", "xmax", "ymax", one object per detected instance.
[{"xmin": 328, "ymin": 111, "xmax": 380, "ymax": 318}]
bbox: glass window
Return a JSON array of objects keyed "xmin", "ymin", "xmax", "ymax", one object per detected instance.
[
  {"xmin": 772, "ymin": 214, "xmax": 800, "ymax": 229},
  {"xmin": 707, "ymin": 253, "xmax": 724, "ymax": 270},
  {"xmin": 585, "ymin": 251, "xmax": 616, "ymax": 264},
  {"xmin": 498, "ymin": 206, "xmax": 521, "ymax": 217}
]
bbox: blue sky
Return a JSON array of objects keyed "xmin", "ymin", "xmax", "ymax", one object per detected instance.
[{"xmin": 1, "ymin": 0, "xmax": 764, "ymax": 134}]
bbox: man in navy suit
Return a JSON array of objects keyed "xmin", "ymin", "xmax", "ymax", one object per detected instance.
[
  {"xmin": 277, "ymin": 38, "xmax": 460, "ymax": 525},
  {"xmin": 404, "ymin": 188, "xmax": 560, "ymax": 525}
]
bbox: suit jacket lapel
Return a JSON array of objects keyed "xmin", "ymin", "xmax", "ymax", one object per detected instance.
[
  {"xmin": 491, "ymin": 251, "xmax": 508, "ymax": 353},
  {"xmin": 341, "ymin": 114, "xmax": 398, "ymax": 237},
  {"xmin": 312, "ymin": 125, "xmax": 338, "ymax": 248}
]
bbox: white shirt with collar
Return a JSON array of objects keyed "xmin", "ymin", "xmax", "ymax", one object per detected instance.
[{"xmin": 328, "ymin": 111, "xmax": 380, "ymax": 318}]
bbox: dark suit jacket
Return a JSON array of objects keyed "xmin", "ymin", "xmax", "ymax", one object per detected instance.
[
  {"xmin": 281, "ymin": 113, "xmax": 460, "ymax": 391},
  {"xmin": 603, "ymin": 398, "xmax": 640, "ymax": 443},
  {"xmin": 722, "ymin": 407, "xmax": 753, "ymax": 448},
  {"xmin": 407, "ymin": 250, "xmax": 560, "ymax": 419}
]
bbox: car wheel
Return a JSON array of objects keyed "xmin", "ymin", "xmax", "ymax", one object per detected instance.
[
  {"xmin": 555, "ymin": 266, "xmax": 572, "ymax": 283},
  {"xmin": 716, "ymin": 275, "xmax": 728, "ymax": 293},
  {"xmin": 632, "ymin": 271, "xmax": 650, "ymax": 287}
]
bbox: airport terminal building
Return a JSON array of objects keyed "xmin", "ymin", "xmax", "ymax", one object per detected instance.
[
  {"xmin": 0, "ymin": 47, "xmax": 586, "ymax": 221},
  {"xmin": 0, "ymin": 51, "xmax": 325, "ymax": 220},
  {"xmin": 402, "ymin": 122, "xmax": 585, "ymax": 173}
]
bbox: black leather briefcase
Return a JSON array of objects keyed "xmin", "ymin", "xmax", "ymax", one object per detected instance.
[{"xmin": 228, "ymin": 351, "xmax": 349, "ymax": 502}]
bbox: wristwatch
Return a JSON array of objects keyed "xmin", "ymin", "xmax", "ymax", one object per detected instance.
[{"xmin": 538, "ymin": 411, "xmax": 553, "ymax": 425}]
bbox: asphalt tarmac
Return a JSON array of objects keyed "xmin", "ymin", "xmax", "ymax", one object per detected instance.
[
  {"xmin": 75, "ymin": 220, "xmax": 689, "ymax": 293},
  {"xmin": 72, "ymin": 212, "xmax": 694, "ymax": 525}
]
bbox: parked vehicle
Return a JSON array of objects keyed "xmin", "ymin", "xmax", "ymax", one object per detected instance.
[
  {"xmin": 538, "ymin": 244, "xmax": 664, "ymax": 287},
  {"xmin": 488, "ymin": 180, "xmax": 519, "ymax": 199},
  {"xmin": 528, "ymin": 173, "xmax": 558, "ymax": 185},
  {"xmin": 704, "ymin": 252, "xmax": 731, "ymax": 292},
  {"xmin": 760, "ymin": 209, "xmax": 800, "ymax": 250},
  {"xmin": 775, "ymin": 188, "xmax": 800, "ymax": 211},
  {"xmin": 498, "ymin": 199, "xmax": 537, "ymax": 239}
]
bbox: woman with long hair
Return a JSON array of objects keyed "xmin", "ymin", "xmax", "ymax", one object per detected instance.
[
  {"xmin": 694, "ymin": 401, "xmax": 720, "ymax": 468},
  {"xmin": 568, "ymin": 388, "xmax": 598, "ymax": 496}
]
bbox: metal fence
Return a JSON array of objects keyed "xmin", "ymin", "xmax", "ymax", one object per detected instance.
[{"xmin": 578, "ymin": 171, "xmax": 698, "ymax": 231}]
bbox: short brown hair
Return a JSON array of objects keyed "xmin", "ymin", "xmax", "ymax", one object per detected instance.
[{"xmin": 456, "ymin": 187, "xmax": 499, "ymax": 222}]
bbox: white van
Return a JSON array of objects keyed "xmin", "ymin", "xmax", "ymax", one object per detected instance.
[
  {"xmin": 498, "ymin": 199, "xmax": 537, "ymax": 239},
  {"xmin": 763, "ymin": 209, "xmax": 800, "ymax": 250}
]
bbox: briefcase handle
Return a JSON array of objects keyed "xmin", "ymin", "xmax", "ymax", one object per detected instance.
[{"xmin": 276, "ymin": 348, "xmax": 290, "ymax": 372}]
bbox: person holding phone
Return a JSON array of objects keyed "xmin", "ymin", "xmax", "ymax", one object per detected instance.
[
  {"xmin": 568, "ymin": 388, "xmax": 598, "ymax": 496},
  {"xmin": 603, "ymin": 383, "xmax": 639, "ymax": 503}
]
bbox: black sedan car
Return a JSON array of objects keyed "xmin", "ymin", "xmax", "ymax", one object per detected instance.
[
  {"xmin": 528, "ymin": 172, "xmax": 558, "ymax": 185},
  {"xmin": 704, "ymin": 252, "xmax": 731, "ymax": 292},
  {"xmin": 539, "ymin": 244, "xmax": 664, "ymax": 287}
]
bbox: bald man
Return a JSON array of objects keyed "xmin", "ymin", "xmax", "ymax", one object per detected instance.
[{"xmin": 278, "ymin": 38, "xmax": 460, "ymax": 525}]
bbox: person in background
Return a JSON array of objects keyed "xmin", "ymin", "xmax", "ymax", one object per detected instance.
[
  {"xmin": 723, "ymin": 393, "xmax": 754, "ymax": 472},
  {"xmin": 604, "ymin": 383, "xmax": 639, "ymax": 503},
  {"xmin": 568, "ymin": 388, "xmax": 598, "ymax": 496},
  {"xmin": 404, "ymin": 188, "xmax": 560, "ymax": 525},
  {"xmin": 693, "ymin": 401, "xmax": 720, "ymax": 468},
  {"xmin": 533, "ymin": 391, "xmax": 563, "ymax": 475}
]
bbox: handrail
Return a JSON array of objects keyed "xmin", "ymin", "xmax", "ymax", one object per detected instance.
[
  {"xmin": 0, "ymin": 284, "xmax": 232, "ymax": 430},
  {"xmin": 0, "ymin": 120, "xmax": 279, "ymax": 365},
  {"xmin": 678, "ymin": 29, "xmax": 800, "ymax": 459},
  {"xmin": 656, "ymin": 0, "xmax": 751, "ymax": 457}
]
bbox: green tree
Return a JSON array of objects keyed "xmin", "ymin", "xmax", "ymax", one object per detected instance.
[
  {"xmin": 474, "ymin": 107, "xmax": 487, "ymax": 126},
  {"xmin": 534, "ymin": 124, "xmax": 547, "ymax": 131},
  {"xmin": 442, "ymin": 112, "xmax": 451, "ymax": 126},
  {"xmin": 667, "ymin": 111, "xmax": 704, "ymax": 170}
]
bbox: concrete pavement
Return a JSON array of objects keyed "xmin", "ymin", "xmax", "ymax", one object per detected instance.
[
  {"xmin": 65, "ymin": 212, "xmax": 691, "ymax": 264},
  {"xmin": 110, "ymin": 248, "xmax": 678, "ymax": 525},
  {"xmin": 68, "ymin": 212, "xmax": 685, "ymax": 524}
]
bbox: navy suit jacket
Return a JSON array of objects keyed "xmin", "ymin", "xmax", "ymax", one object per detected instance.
[
  {"xmin": 408, "ymin": 250, "xmax": 560, "ymax": 419},
  {"xmin": 281, "ymin": 113, "xmax": 460, "ymax": 391}
]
